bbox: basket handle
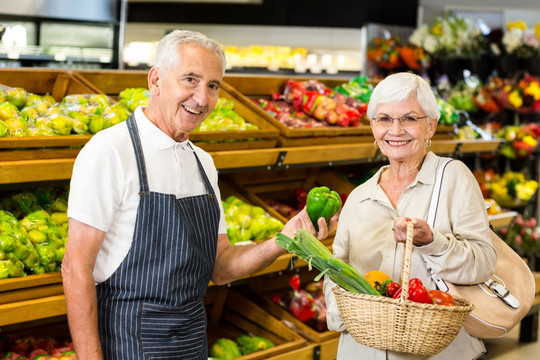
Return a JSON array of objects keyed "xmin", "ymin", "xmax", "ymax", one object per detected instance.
[{"xmin": 399, "ymin": 221, "xmax": 415, "ymax": 303}]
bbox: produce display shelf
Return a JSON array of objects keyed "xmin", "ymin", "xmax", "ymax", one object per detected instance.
[
  {"xmin": 0, "ymin": 295, "xmax": 66, "ymax": 327},
  {"xmin": 71, "ymin": 70, "xmax": 282, "ymax": 151},
  {"xmin": 205, "ymin": 288, "xmax": 307, "ymax": 359},
  {"xmin": 223, "ymin": 74, "xmax": 456, "ymax": 146},
  {"xmin": 0, "ymin": 159, "xmax": 75, "ymax": 184},
  {"xmin": 457, "ymin": 139, "xmax": 503, "ymax": 153},
  {"xmin": 242, "ymin": 287, "xmax": 340, "ymax": 360},
  {"xmin": 0, "ymin": 138, "xmax": 510, "ymax": 184},
  {"xmin": 0, "ymin": 68, "xmax": 95, "ymax": 102},
  {"xmin": 0, "ymin": 136, "xmax": 90, "ymax": 161}
]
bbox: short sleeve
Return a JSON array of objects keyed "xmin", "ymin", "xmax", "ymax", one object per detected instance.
[{"xmin": 67, "ymin": 134, "xmax": 125, "ymax": 232}]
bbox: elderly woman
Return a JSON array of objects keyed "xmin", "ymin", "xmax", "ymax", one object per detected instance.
[{"xmin": 323, "ymin": 72, "xmax": 497, "ymax": 359}]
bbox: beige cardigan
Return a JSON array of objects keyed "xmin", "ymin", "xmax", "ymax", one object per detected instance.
[{"xmin": 323, "ymin": 152, "xmax": 497, "ymax": 360}]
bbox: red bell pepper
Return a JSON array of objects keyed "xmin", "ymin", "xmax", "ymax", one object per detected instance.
[
  {"xmin": 393, "ymin": 278, "xmax": 434, "ymax": 304},
  {"xmin": 428, "ymin": 290, "xmax": 455, "ymax": 306}
]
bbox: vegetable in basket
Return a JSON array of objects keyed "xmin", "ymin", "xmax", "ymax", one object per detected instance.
[{"xmin": 392, "ymin": 278, "xmax": 435, "ymax": 305}]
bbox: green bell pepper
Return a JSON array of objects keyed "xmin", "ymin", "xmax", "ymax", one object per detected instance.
[{"xmin": 306, "ymin": 186, "xmax": 342, "ymax": 230}]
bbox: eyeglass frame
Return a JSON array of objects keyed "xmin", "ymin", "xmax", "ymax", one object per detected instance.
[{"xmin": 371, "ymin": 115, "xmax": 429, "ymax": 127}]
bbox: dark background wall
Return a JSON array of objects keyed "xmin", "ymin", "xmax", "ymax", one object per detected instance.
[{"xmin": 127, "ymin": 0, "xmax": 419, "ymax": 28}]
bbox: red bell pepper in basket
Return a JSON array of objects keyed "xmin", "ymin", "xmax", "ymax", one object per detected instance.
[{"xmin": 393, "ymin": 278, "xmax": 435, "ymax": 304}]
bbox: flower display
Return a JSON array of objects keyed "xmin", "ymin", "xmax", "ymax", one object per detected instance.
[
  {"xmin": 367, "ymin": 36, "xmax": 430, "ymax": 71},
  {"xmin": 409, "ymin": 12, "xmax": 487, "ymax": 59},
  {"xmin": 496, "ymin": 123, "xmax": 540, "ymax": 158},
  {"xmin": 502, "ymin": 21, "xmax": 540, "ymax": 58},
  {"xmin": 487, "ymin": 170, "xmax": 538, "ymax": 208},
  {"xmin": 492, "ymin": 74, "xmax": 540, "ymax": 114},
  {"xmin": 367, "ymin": 36, "xmax": 402, "ymax": 70},
  {"xmin": 499, "ymin": 214, "xmax": 540, "ymax": 257}
]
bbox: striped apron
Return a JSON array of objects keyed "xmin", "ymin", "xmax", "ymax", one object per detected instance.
[{"xmin": 96, "ymin": 115, "xmax": 220, "ymax": 360}]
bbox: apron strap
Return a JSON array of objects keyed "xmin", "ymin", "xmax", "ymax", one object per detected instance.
[
  {"xmin": 127, "ymin": 114, "xmax": 150, "ymax": 192},
  {"xmin": 127, "ymin": 113, "xmax": 216, "ymax": 197},
  {"xmin": 192, "ymin": 148, "xmax": 216, "ymax": 196}
]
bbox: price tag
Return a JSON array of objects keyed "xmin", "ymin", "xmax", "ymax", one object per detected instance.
[
  {"xmin": 54, "ymin": 53, "xmax": 67, "ymax": 61},
  {"xmin": 7, "ymin": 51, "xmax": 19, "ymax": 59}
]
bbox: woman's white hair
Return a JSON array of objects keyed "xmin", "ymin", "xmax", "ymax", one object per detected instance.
[
  {"xmin": 153, "ymin": 30, "xmax": 226, "ymax": 77},
  {"xmin": 366, "ymin": 72, "xmax": 440, "ymax": 122}
]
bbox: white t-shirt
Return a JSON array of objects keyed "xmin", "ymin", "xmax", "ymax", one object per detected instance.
[{"xmin": 68, "ymin": 107, "xmax": 227, "ymax": 283}]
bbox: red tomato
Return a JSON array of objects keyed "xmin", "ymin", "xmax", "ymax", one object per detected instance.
[
  {"xmin": 428, "ymin": 290, "xmax": 455, "ymax": 306},
  {"xmin": 385, "ymin": 282, "xmax": 401, "ymax": 298}
]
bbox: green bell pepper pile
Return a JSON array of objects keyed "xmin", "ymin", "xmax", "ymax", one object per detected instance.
[{"xmin": 306, "ymin": 186, "xmax": 342, "ymax": 230}]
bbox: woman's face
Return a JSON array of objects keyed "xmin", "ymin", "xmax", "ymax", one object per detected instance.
[{"xmin": 370, "ymin": 96, "xmax": 436, "ymax": 162}]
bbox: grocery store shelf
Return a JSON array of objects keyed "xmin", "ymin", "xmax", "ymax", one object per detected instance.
[
  {"xmin": 0, "ymin": 138, "xmax": 506, "ymax": 183},
  {"xmin": 0, "ymin": 136, "xmax": 91, "ymax": 149},
  {"xmin": 211, "ymin": 139, "xmax": 504, "ymax": 172},
  {"xmin": 0, "ymin": 295, "xmax": 66, "ymax": 327},
  {"xmin": 0, "ymin": 159, "xmax": 75, "ymax": 184}
]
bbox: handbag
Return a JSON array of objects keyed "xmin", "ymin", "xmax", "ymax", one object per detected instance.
[{"xmin": 424, "ymin": 158, "xmax": 536, "ymax": 338}]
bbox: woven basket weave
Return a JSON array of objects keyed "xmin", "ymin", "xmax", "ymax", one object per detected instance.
[{"xmin": 332, "ymin": 222, "xmax": 475, "ymax": 356}]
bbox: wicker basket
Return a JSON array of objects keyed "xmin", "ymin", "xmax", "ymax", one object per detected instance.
[{"xmin": 332, "ymin": 222, "xmax": 475, "ymax": 356}]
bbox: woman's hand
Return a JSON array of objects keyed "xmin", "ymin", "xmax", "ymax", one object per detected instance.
[{"xmin": 392, "ymin": 217, "xmax": 433, "ymax": 246}]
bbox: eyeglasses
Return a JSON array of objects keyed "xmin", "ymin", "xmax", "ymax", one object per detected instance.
[{"xmin": 372, "ymin": 115, "xmax": 428, "ymax": 127}]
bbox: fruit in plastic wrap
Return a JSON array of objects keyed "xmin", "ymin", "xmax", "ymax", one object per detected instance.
[
  {"xmin": 209, "ymin": 338, "xmax": 242, "ymax": 360},
  {"xmin": 0, "ymin": 119, "xmax": 8, "ymax": 137},
  {"xmin": 235, "ymin": 335, "xmax": 274, "ymax": 355},
  {"xmin": 222, "ymin": 195, "xmax": 284, "ymax": 244},
  {"xmin": 0, "ymin": 210, "xmax": 41, "ymax": 276},
  {"xmin": 20, "ymin": 210, "xmax": 67, "ymax": 265},
  {"xmin": 6, "ymin": 87, "xmax": 28, "ymax": 109},
  {"xmin": 0, "ymin": 102, "xmax": 20, "ymax": 120},
  {"xmin": 4, "ymin": 117, "xmax": 29, "ymax": 137},
  {"xmin": 196, "ymin": 97, "xmax": 258, "ymax": 132},
  {"xmin": 119, "ymin": 87, "xmax": 150, "ymax": 112}
]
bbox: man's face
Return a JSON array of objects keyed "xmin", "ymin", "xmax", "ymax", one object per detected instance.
[{"xmin": 148, "ymin": 44, "xmax": 224, "ymax": 141}]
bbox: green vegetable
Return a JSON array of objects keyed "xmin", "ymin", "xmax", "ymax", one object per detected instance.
[
  {"xmin": 276, "ymin": 229, "xmax": 380, "ymax": 296},
  {"xmin": 236, "ymin": 335, "xmax": 275, "ymax": 355},
  {"xmin": 209, "ymin": 338, "xmax": 242, "ymax": 359},
  {"xmin": 306, "ymin": 186, "xmax": 341, "ymax": 230}
]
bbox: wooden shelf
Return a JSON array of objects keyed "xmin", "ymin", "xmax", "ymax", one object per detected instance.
[
  {"xmin": 0, "ymin": 295, "xmax": 66, "ymax": 326},
  {"xmin": 489, "ymin": 211, "xmax": 519, "ymax": 230},
  {"xmin": 0, "ymin": 159, "xmax": 75, "ymax": 184},
  {"xmin": 0, "ymin": 138, "xmax": 509, "ymax": 184}
]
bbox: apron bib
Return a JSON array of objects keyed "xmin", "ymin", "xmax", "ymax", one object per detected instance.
[{"xmin": 96, "ymin": 115, "xmax": 220, "ymax": 360}]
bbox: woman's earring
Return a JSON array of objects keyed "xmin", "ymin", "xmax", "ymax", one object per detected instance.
[
  {"xmin": 424, "ymin": 139, "xmax": 432, "ymax": 148},
  {"xmin": 374, "ymin": 140, "xmax": 378, "ymax": 148}
]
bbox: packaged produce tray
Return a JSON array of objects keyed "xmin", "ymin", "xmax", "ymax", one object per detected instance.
[
  {"xmin": 223, "ymin": 74, "xmax": 456, "ymax": 145},
  {"xmin": 0, "ymin": 68, "xmax": 97, "ymax": 161},
  {"xmin": 71, "ymin": 70, "xmax": 280, "ymax": 151},
  {"xmin": 204, "ymin": 287, "xmax": 308, "ymax": 359}
]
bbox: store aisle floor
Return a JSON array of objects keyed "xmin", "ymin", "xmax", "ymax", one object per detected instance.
[{"xmin": 483, "ymin": 322, "xmax": 540, "ymax": 359}]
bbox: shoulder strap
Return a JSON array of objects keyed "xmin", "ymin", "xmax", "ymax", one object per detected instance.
[
  {"xmin": 424, "ymin": 158, "xmax": 454, "ymax": 291},
  {"xmin": 427, "ymin": 158, "xmax": 454, "ymax": 227}
]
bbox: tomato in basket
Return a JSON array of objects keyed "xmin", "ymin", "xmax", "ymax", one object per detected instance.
[{"xmin": 428, "ymin": 290, "xmax": 455, "ymax": 306}]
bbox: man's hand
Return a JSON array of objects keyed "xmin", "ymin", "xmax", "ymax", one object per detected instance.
[{"xmin": 281, "ymin": 207, "xmax": 340, "ymax": 241}]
